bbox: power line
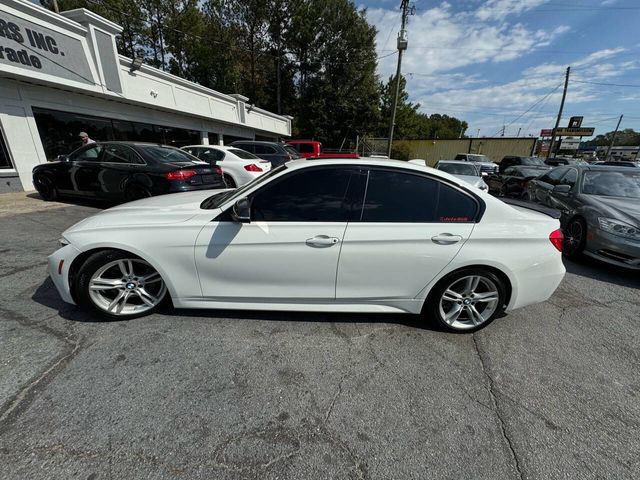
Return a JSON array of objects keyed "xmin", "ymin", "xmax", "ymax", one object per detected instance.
[{"xmin": 570, "ymin": 79, "xmax": 640, "ymax": 88}]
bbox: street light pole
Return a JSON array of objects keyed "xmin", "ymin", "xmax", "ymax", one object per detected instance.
[{"xmin": 386, "ymin": 1, "xmax": 412, "ymax": 158}]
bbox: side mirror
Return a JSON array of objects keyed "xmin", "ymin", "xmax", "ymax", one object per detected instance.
[
  {"xmin": 55, "ymin": 154, "xmax": 69, "ymax": 162},
  {"xmin": 231, "ymin": 197, "xmax": 251, "ymax": 223},
  {"xmin": 553, "ymin": 184, "xmax": 571, "ymax": 194}
]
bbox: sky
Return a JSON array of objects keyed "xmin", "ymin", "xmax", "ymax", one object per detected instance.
[{"xmin": 360, "ymin": 0, "xmax": 640, "ymax": 139}]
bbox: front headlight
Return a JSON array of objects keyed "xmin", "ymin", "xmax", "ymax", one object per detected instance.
[
  {"xmin": 59, "ymin": 236, "xmax": 70, "ymax": 247},
  {"xmin": 597, "ymin": 217, "xmax": 640, "ymax": 240}
]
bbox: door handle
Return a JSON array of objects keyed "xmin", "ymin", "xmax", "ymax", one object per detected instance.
[
  {"xmin": 306, "ymin": 235, "xmax": 340, "ymax": 247},
  {"xmin": 431, "ymin": 233, "xmax": 463, "ymax": 245}
]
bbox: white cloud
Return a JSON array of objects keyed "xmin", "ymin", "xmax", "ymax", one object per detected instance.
[{"xmin": 475, "ymin": 0, "xmax": 552, "ymax": 21}]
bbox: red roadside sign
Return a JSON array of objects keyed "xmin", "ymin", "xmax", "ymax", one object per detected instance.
[{"xmin": 540, "ymin": 129, "xmax": 553, "ymax": 137}]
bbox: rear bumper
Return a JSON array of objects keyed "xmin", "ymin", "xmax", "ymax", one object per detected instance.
[
  {"xmin": 168, "ymin": 183, "xmax": 225, "ymax": 193},
  {"xmin": 507, "ymin": 254, "xmax": 566, "ymax": 311},
  {"xmin": 47, "ymin": 244, "xmax": 83, "ymax": 305}
]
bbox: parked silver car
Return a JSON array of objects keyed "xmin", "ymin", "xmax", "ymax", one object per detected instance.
[
  {"xmin": 431, "ymin": 160, "xmax": 489, "ymax": 192},
  {"xmin": 526, "ymin": 165, "xmax": 640, "ymax": 269}
]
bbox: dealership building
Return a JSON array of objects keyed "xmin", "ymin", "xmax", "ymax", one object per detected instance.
[{"xmin": 0, "ymin": 0, "xmax": 292, "ymax": 192}]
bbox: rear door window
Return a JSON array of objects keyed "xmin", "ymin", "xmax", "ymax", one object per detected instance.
[
  {"xmin": 539, "ymin": 167, "xmax": 569, "ymax": 186},
  {"xmin": 255, "ymin": 145, "xmax": 277, "ymax": 155},
  {"xmin": 70, "ymin": 144, "xmax": 103, "ymax": 162},
  {"xmin": 360, "ymin": 170, "xmax": 478, "ymax": 223},
  {"xmin": 102, "ymin": 144, "xmax": 142, "ymax": 164}
]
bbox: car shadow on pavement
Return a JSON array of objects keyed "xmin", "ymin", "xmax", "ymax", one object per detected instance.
[
  {"xmin": 31, "ymin": 277, "xmax": 461, "ymax": 332},
  {"xmin": 26, "ymin": 192, "xmax": 111, "ymax": 209},
  {"xmin": 563, "ymin": 256, "xmax": 640, "ymax": 289}
]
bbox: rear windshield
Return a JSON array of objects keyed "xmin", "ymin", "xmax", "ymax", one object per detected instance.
[
  {"xmin": 517, "ymin": 167, "xmax": 548, "ymax": 177},
  {"xmin": 228, "ymin": 148, "xmax": 259, "ymax": 160},
  {"xmin": 284, "ymin": 145, "xmax": 300, "ymax": 157},
  {"xmin": 520, "ymin": 157, "xmax": 545, "ymax": 166},
  {"xmin": 142, "ymin": 145, "xmax": 199, "ymax": 163},
  {"xmin": 437, "ymin": 163, "xmax": 479, "ymax": 176}
]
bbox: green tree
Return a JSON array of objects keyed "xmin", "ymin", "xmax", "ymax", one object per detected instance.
[{"xmin": 583, "ymin": 128, "xmax": 640, "ymax": 146}]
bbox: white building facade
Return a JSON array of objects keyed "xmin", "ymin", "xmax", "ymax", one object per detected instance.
[{"xmin": 0, "ymin": 0, "xmax": 292, "ymax": 192}]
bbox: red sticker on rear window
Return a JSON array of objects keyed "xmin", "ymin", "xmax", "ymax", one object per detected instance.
[{"xmin": 439, "ymin": 216, "xmax": 469, "ymax": 222}]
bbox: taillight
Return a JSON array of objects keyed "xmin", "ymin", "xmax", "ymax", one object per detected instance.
[
  {"xmin": 215, "ymin": 167, "xmax": 223, "ymax": 176},
  {"xmin": 244, "ymin": 163, "xmax": 263, "ymax": 172},
  {"xmin": 549, "ymin": 229, "xmax": 564, "ymax": 252},
  {"xmin": 165, "ymin": 170, "xmax": 197, "ymax": 181}
]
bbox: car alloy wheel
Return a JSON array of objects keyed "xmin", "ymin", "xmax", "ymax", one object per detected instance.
[
  {"xmin": 125, "ymin": 184, "xmax": 151, "ymax": 202},
  {"xmin": 564, "ymin": 219, "xmax": 586, "ymax": 258}
]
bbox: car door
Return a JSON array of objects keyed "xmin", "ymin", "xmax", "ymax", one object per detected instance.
[
  {"xmin": 547, "ymin": 168, "xmax": 579, "ymax": 217},
  {"xmin": 336, "ymin": 169, "xmax": 477, "ymax": 301},
  {"xmin": 98, "ymin": 144, "xmax": 146, "ymax": 199},
  {"xmin": 67, "ymin": 144, "xmax": 105, "ymax": 196},
  {"xmin": 194, "ymin": 166, "xmax": 366, "ymax": 300}
]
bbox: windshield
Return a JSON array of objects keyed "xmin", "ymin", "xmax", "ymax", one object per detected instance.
[
  {"xmin": 518, "ymin": 167, "xmax": 548, "ymax": 177},
  {"xmin": 228, "ymin": 148, "xmax": 259, "ymax": 160},
  {"xmin": 142, "ymin": 145, "xmax": 200, "ymax": 163},
  {"xmin": 468, "ymin": 155, "xmax": 490, "ymax": 162},
  {"xmin": 520, "ymin": 157, "xmax": 545, "ymax": 166},
  {"xmin": 201, "ymin": 164, "xmax": 287, "ymax": 209},
  {"xmin": 284, "ymin": 145, "xmax": 300, "ymax": 157},
  {"xmin": 582, "ymin": 171, "xmax": 640, "ymax": 199},
  {"xmin": 437, "ymin": 163, "xmax": 479, "ymax": 176}
]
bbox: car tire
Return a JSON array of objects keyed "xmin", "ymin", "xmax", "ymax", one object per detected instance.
[
  {"xmin": 223, "ymin": 174, "xmax": 236, "ymax": 188},
  {"xmin": 563, "ymin": 218, "xmax": 587, "ymax": 258},
  {"xmin": 499, "ymin": 185, "xmax": 508, "ymax": 197},
  {"xmin": 75, "ymin": 249, "xmax": 167, "ymax": 321},
  {"xmin": 521, "ymin": 191, "xmax": 532, "ymax": 201},
  {"xmin": 425, "ymin": 268, "xmax": 506, "ymax": 333},
  {"xmin": 33, "ymin": 174, "xmax": 58, "ymax": 201},
  {"xmin": 124, "ymin": 184, "xmax": 151, "ymax": 202}
]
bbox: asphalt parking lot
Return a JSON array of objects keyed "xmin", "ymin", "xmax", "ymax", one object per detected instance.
[{"xmin": 1, "ymin": 195, "xmax": 639, "ymax": 480}]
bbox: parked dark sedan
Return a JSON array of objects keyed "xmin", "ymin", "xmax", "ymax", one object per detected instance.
[
  {"xmin": 228, "ymin": 140, "xmax": 300, "ymax": 168},
  {"xmin": 525, "ymin": 165, "xmax": 640, "ymax": 269},
  {"xmin": 32, "ymin": 142, "xmax": 225, "ymax": 203},
  {"xmin": 499, "ymin": 155, "xmax": 546, "ymax": 173},
  {"xmin": 486, "ymin": 165, "xmax": 550, "ymax": 198}
]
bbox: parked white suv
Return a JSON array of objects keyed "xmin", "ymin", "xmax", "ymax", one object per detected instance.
[{"xmin": 454, "ymin": 153, "xmax": 499, "ymax": 174}]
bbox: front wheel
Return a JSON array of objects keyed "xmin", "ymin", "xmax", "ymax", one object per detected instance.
[
  {"xmin": 75, "ymin": 250, "xmax": 167, "ymax": 320},
  {"xmin": 124, "ymin": 184, "xmax": 151, "ymax": 202},
  {"xmin": 34, "ymin": 174, "xmax": 58, "ymax": 201},
  {"xmin": 425, "ymin": 268, "xmax": 506, "ymax": 332},
  {"xmin": 563, "ymin": 218, "xmax": 586, "ymax": 258}
]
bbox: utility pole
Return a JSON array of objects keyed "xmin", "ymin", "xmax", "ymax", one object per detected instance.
[
  {"xmin": 547, "ymin": 66, "xmax": 570, "ymax": 158},
  {"xmin": 605, "ymin": 114, "xmax": 623, "ymax": 160},
  {"xmin": 387, "ymin": 1, "xmax": 413, "ymax": 158},
  {"xmin": 517, "ymin": 127, "xmax": 522, "ymax": 137},
  {"xmin": 51, "ymin": 0, "xmax": 60, "ymax": 13}
]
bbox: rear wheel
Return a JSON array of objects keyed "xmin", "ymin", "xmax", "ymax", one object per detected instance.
[
  {"xmin": 563, "ymin": 218, "xmax": 586, "ymax": 258},
  {"xmin": 426, "ymin": 268, "xmax": 506, "ymax": 332},
  {"xmin": 33, "ymin": 174, "xmax": 57, "ymax": 201},
  {"xmin": 124, "ymin": 184, "xmax": 151, "ymax": 202},
  {"xmin": 223, "ymin": 174, "xmax": 236, "ymax": 188},
  {"xmin": 76, "ymin": 250, "xmax": 167, "ymax": 320},
  {"xmin": 521, "ymin": 191, "xmax": 532, "ymax": 201}
]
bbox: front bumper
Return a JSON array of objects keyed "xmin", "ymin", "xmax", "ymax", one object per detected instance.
[
  {"xmin": 47, "ymin": 244, "xmax": 83, "ymax": 305},
  {"xmin": 585, "ymin": 228, "xmax": 640, "ymax": 270}
]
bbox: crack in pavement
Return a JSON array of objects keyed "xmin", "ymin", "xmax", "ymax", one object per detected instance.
[
  {"xmin": 472, "ymin": 333, "xmax": 524, "ymax": 480},
  {"xmin": 0, "ymin": 306, "xmax": 86, "ymax": 434}
]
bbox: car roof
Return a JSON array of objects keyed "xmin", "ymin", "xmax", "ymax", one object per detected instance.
[
  {"xmin": 183, "ymin": 145, "xmax": 239, "ymax": 151},
  {"xmin": 436, "ymin": 160, "xmax": 476, "ymax": 165},
  {"xmin": 229, "ymin": 140, "xmax": 283, "ymax": 146}
]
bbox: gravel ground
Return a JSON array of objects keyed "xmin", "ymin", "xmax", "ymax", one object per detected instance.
[{"xmin": 0, "ymin": 199, "xmax": 638, "ymax": 480}]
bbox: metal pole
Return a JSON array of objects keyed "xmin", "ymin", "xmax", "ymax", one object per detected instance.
[
  {"xmin": 547, "ymin": 66, "xmax": 570, "ymax": 158},
  {"xmin": 52, "ymin": 0, "xmax": 60, "ymax": 13},
  {"xmin": 605, "ymin": 114, "xmax": 623, "ymax": 160},
  {"xmin": 387, "ymin": 0, "xmax": 410, "ymax": 158},
  {"xmin": 517, "ymin": 127, "xmax": 521, "ymax": 137}
]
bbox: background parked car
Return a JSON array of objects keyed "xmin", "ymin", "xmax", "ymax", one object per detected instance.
[
  {"xmin": 544, "ymin": 156, "xmax": 588, "ymax": 167},
  {"xmin": 181, "ymin": 145, "xmax": 271, "ymax": 187},
  {"xmin": 229, "ymin": 140, "xmax": 300, "ymax": 168},
  {"xmin": 592, "ymin": 160, "xmax": 640, "ymax": 168},
  {"xmin": 499, "ymin": 155, "xmax": 546, "ymax": 173},
  {"xmin": 430, "ymin": 160, "xmax": 489, "ymax": 191},
  {"xmin": 525, "ymin": 165, "xmax": 640, "ymax": 268},
  {"xmin": 487, "ymin": 165, "xmax": 550, "ymax": 198},
  {"xmin": 286, "ymin": 139, "xmax": 359, "ymax": 158},
  {"xmin": 454, "ymin": 153, "xmax": 499, "ymax": 174},
  {"xmin": 32, "ymin": 142, "xmax": 225, "ymax": 203}
]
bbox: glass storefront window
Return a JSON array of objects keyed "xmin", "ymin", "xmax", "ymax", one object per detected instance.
[
  {"xmin": 0, "ymin": 127, "xmax": 14, "ymax": 169},
  {"xmin": 32, "ymin": 107, "xmax": 205, "ymax": 160}
]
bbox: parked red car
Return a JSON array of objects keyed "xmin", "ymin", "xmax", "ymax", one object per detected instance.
[{"xmin": 286, "ymin": 140, "xmax": 359, "ymax": 159}]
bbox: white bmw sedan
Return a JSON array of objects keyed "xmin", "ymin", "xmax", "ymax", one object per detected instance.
[
  {"xmin": 48, "ymin": 158, "xmax": 566, "ymax": 332},
  {"xmin": 181, "ymin": 145, "xmax": 271, "ymax": 187}
]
